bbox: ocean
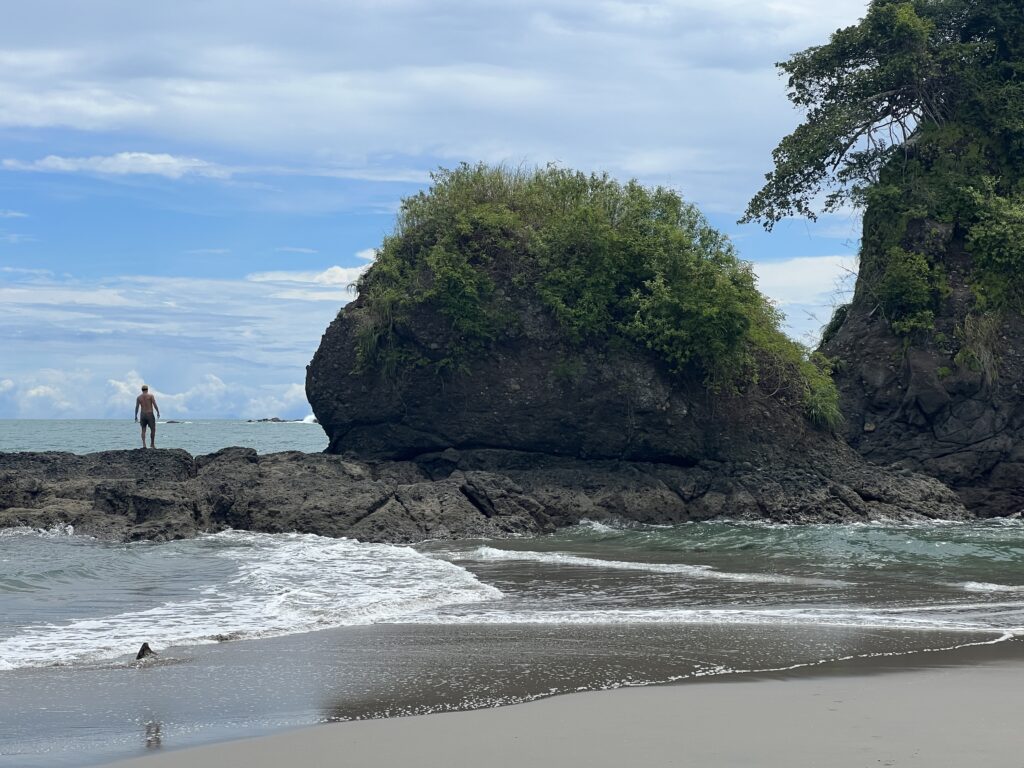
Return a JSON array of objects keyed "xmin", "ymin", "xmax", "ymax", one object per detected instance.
[{"xmin": 1, "ymin": 421, "xmax": 1022, "ymax": 766}]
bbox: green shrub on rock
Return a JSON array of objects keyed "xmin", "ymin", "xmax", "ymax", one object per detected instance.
[{"xmin": 356, "ymin": 163, "xmax": 841, "ymax": 429}]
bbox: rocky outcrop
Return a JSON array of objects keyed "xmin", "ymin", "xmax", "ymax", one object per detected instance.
[
  {"xmin": 0, "ymin": 446, "xmax": 969, "ymax": 542},
  {"xmin": 308, "ymin": 296, "xmax": 727, "ymax": 462},
  {"xmin": 822, "ymin": 230, "xmax": 1024, "ymax": 517}
]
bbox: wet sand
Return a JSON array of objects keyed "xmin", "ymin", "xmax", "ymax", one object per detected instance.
[{"xmin": 106, "ymin": 640, "xmax": 1024, "ymax": 768}]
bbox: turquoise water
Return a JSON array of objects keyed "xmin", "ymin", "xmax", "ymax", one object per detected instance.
[{"xmin": 0, "ymin": 419, "xmax": 328, "ymax": 455}]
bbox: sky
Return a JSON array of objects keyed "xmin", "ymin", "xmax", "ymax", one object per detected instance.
[{"xmin": 0, "ymin": 0, "xmax": 867, "ymax": 419}]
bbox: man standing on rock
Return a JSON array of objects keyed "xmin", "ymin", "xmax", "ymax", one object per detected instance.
[{"xmin": 134, "ymin": 385, "xmax": 160, "ymax": 449}]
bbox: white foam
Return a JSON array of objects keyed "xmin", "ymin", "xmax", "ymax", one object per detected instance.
[
  {"xmin": 404, "ymin": 605, "xmax": 1023, "ymax": 634},
  {"xmin": 460, "ymin": 546, "xmax": 846, "ymax": 586},
  {"xmin": 960, "ymin": 581, "xmax": 1024, "ymax": 593},
  {"xmin": 0, "ymin": 531, "xmax": 502, "ymax": 670},
  {"xmin": 576, "ymin": 519, "xmax": 619, "ymax": 534},
  {"xmin": 0, "ymin": 523, "xmax": 76, "ymax": 539}
]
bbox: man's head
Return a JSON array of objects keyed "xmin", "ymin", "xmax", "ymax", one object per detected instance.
[{"xmin": 141, "ymin": 385, "xmax": 149, "ymax": 392}]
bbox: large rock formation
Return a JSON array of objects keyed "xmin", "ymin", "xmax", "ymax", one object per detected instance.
[
  {"xmin": 0, "ymin": 446, "xmax": 969, "ymax": 543},
  {"xmin": 304, "ymin": 278, "xmax": 974, "ymax": 528},
  {"xmin": 308, "ymin": 294, "xmax": 806, "ymax": 463},
  {"xmin": 822, "ymin": 224, "xmax": 1024, "ymax": 517}
]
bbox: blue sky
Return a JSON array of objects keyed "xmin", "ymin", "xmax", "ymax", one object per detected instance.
[{"xmin": 0, "ymin": 0, "xmax": 866, "ymax": 419}]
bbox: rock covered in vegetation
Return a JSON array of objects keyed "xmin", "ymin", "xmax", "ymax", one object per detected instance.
[
  {"xmin": 822, "ymin": 242, "xmax": 1024, "ymax": 518},
  {"xmin": 0, "ymin": 447, "xmax": 969, "ymax": 543},
  {"xmin": 736, "ymin": 0, "xmax": 1024, "ymax": 517},
  {"xmin": 308, "ymin": 165, "xmax": 841, "ymax": 466}
]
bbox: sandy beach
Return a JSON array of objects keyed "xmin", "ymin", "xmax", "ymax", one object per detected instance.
[{"xmin": 106, "ymin": 641, "xmax": 1024, "ymax": 768}]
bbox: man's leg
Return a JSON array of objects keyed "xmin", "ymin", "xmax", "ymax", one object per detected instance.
[
  {"xmin": 141, "ymin": 422, "xmax": 147, "ymax": 448},
  {"xmin": 150, "ymin": 420, "xmax": 156, "ymax": 448}
]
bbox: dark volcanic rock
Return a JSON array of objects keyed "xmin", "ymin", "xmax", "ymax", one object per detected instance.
[
  {"xmin": 307, "ymin": 296, "xmax": 721, "ymax": 462},
  {"xmin": 303, "ymin": 270, "xmax": 976, "ymax": 527},
  {"xmin": 0, "ymin": 446, "xmax": 969, "ymax": 543},
  {"xmin": 308, "ymin": 295, "xmax": 869, "ymax": 472},
  {"xmin": 822, "ymin": 231, "xmax": 1024, "ymax": 517}
]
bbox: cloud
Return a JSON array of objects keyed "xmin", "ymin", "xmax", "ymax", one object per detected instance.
[
  {"xmin": 243, "ymin": 382, "xmax": 309, "ymax": 419},
  {"xmin": 355, "ymin": 248, "xmax": 378, "ymax": 261},
  {"xmin": 0, "ymin": 283, "xmax": 144, "ymax": 307},
  {"xmin": 2, "ymin": 152, "xmax": 232, "ymax": 179},
  {"xmin": 0, "ymin": 270, "xmax": 350, "ymax": 417},
  {"xmin": 753, "ymin": 255, "xmax": 858, "ymax": 343},
  {"xmin": 104, "ymin": 373, "xmax": 311, "ymax": 419},
  {"xmin": 23, "ymin": 384, "xmax": 73, "ymax": 410},
  {"xmin": 107, "ymin": 371, "xmax": 231, "ymax": 416},
  {"xmin": 0, "ymin": 209, "xmax": 27, "ymax": 218},
  {"xmin": 0, "ymin": 233, "xmax": 35, "ymax": 244},
  {"xmin": 276, "ymin": 246, "xmax": 318, "ymax": 254},
  {"xmin": 0, "ymin": 285, "xmax": 139, "ymax": 307},
  {"xmin": 246, "ymin": 265, "xmax": 367, "ymax": 287},
  {"xmin": 0, "ymin": 379, "xmax": 13, "ymax": 393},
  {"xmin": 185, "ymin": 248, "xmax": 231, "ymax": 255},
  {"xmin": 267, "ymin": 288, "xmax": 352, "ymax": 302},
  {"xmin": 0, "ymin": 1, "xmax": 869, "ymax": 211},
  {"xmin": 1, "ymin": 267, "xmax": 51, "ymax": 276},
  {"xmin": 753, "ymin": 255, "xmax": 856, "ymax": 307}
]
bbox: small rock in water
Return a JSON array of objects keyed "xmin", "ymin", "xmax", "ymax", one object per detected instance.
[{"xmin": 136, "ymin": 642, "xmax": 157, "ymax": 660}]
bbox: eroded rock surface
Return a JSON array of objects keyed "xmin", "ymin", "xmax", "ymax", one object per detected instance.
[
  {"xmin": 823, "ymin": 231, "xmax": 1024, "ymax": 517},
  {"xmin": 0, "ymin": 446, "xmax": 969, "ymax": 543}
]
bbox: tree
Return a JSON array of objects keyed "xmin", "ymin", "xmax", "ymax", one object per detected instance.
[
  {"xmin": 743, "ymin": 0, "xmax": 1024, "ymax": 229},
  {"xmin": 744, "ymin": 0, "xmax": 1024, "ymax": 325}
]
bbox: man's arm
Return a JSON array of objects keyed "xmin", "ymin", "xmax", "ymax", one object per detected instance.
[
  {"xmin": 154, "ymin": 398, "xmax": 160, "ymax": 419},
  {"xmin": 134, "ymin": 397, "xmax": 140, "ymax": 422}
]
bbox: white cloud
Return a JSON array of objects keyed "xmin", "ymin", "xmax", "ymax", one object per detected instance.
[
  {"xmin": 753, "ymin": 255, "xmax": 858, "ymax": 344},
  {"xmin": 0, "ymin": 209, "xmax": 27, "ymax": 218},
  {"xmin": 18, "ymin": 384, "xmax": 75, "ymax": 414},
  {"xmin": 107, "ymin": 371, "xmax": 230, "ymax": 416},
  {"xmin": 268, "ymin": 288, "xmax": 353, "ymax": 302},
  {"xmin": 185, "ymin": 248, "xmax": 231, "ymax": 255},
  {"xmin": 0, "ymin": 285, "xmax": 138, "ymax": 307},
  {"xmin": 0, "ymin": 270, "xmax": 351, "ymax": 417},
  {"xmin": 0, "ymin": 379, "xmax": 14, "ymax": 393},
  {"xmin": 753, "ymin": 255, "xmax": 857, "ymax": 307},
  {"xmin": 276, "ymin": 246, "xmax": 318, "ymax": 254},
  {"xmin": 246, "ymin": 264, "xmax": 367, "ymax": 287},
  {"xmin": 2, "ymin": 152, "xmax": 231, "ymax": 179},
  {"xmin": 355, "ymin": 248, "xmax": 378, "ymax": 261},
  {"xmin": 243, "ymin": 382, "xmax": 309, "ymax": 419},
  {"xmin": 1, "ymin": 267, "xmax": 51, "ymax": 276},
  {"xmin": 0, "ymin": 0, "xmax": 868, "ymax": 211},
  {"xmin": 0, "ymin": 233, "xmax": 35, "ymax": 244}
]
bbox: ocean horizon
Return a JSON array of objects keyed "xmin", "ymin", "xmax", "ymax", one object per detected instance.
[{"xmin": 0, "ymin": 419, "xmax": 328, "ymax": 456}]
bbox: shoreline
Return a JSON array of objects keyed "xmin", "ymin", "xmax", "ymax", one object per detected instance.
[{"xmin": 104, "ymin": 638, "xmax": 1024, "ymax": 768}]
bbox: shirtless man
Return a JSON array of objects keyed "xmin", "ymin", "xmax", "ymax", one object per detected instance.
[{"xmin": 134, "ymin": 385, "xmax": 160, "ymax": 448}]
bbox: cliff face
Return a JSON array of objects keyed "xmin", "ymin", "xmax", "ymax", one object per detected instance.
[{"xmin": 822, "ymin": 221, "xmax": 1024, "ymax": 517}]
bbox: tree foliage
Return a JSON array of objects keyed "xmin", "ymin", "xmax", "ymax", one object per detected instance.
[
  {"xmin": 744, "ymin": 0, "xmax": 1024, "ymax": 227},
  {"xmin": 356, "ymin": 163, "xmax": 841, "ymax": 428},
  {"xmin": 745, "ymin": 0, "xmax": 1024, "ymax": 333}
]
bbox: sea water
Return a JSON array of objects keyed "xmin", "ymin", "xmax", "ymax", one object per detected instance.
[
  {"xmin": 1, "ymin": 421, "xmax": 1022, "ymax": 766},
  {"xmin": 0, "ymin": 418, "xmax": 328, "ymax": 455}
]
